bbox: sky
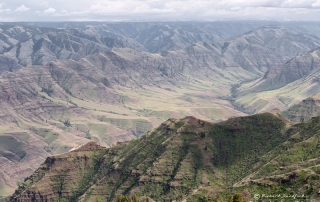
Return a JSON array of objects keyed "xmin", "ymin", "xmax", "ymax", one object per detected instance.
[{"xmin": 0, "ymin": 0, "xmax": 320, "ymax": 21}]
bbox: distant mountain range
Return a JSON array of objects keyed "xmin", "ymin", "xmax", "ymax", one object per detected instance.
[
  {"xmin": 234, "ymin": 47, "xmax": 320, "ymax": 114},
  {"xmin": 2, "ymin": 21, "xmax": 320, "ymax": 199},
  {"xmin": 0, "ymin": 24, "xmax": 145, "ymax": 73},
  {"xmin": 1, "ymin": 21, "xmax": 320, "ymax": 74}
]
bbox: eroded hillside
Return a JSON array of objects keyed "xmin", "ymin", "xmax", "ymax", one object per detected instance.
[
  {"xmin": 9, "ymin": 113, "xmax": 320, "ymax": 201},
  {"xmin": 10, "ymin": 113, "xmax": 291, "ymax": 201},
  {"xmin": 233, "ymin": 48, "xmax": 320, "ymax": 114},
  {"xmin": 0, "ymin": 46, "xmax": 250, "ymax": 197},
  {"xmin": 282, "ymin": 93, "xmax": 320, "ymax": 122},
  {"xmin": 2, "ymin": 22, "xmax": 320, "ymax": 199}
]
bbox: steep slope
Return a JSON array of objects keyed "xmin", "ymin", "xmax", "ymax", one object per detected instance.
[
  {"xmin": 233, "ymin": 48, "xmax": 320, "ymax": 114},
  {"xmin": 0, "ymin": 56, "xmax": 22, "ymax": 74},
  {"xmin": 78, "ymin": 21, "xmax": 320, "ymax": 55},
  {"xmin": 239, "ymin": 47, "xmax": 320, "ymax": 95},
  {"xmin": 209, "ymin": 26, "xmax": 320, "ymax": 75},
  {"xmin": 282, "ymin": 94, "xmax": 320, "ymax": 122},
  {"xmin": 10, "ymin": 113, "xmax": 291, "ymax": 202},
  {"xmin": 0, "ymin": 21, "xmax": 276, "ymax": 73},
  {"xmin": 282, "ymin": 21, "xmax": 320, "ymax": 38},
  {"xmin": 0, "ymin": 24, "xmax": 145, "ymax": 69},
  {"xmin": 1, "ymin": 23, "xmax": 320, "ymax": 78},
  {"xmin": 3, "ymin": 23, "xmax": 320, "ymax": 199},
  {"xmin": 9, "ymin": 141, "xmax": 106, "ymax": 201},
  {"xmin": 233, "ymin": 116, "xmax": 320, "ymax": 202},
  {"xmin": 0, "ymin": 46, "xmax": 253, "ymax": 198},
  {"xmin": 81, "ymin": 21, "xmax": 279, "ymax": 53},
  {"xmin": 2, "ymin": 25, "xmax": 320, "ymax": 197}
]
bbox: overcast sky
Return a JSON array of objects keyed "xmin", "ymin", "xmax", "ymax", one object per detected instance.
[{"xmin": 0, "ymin": 0, "xmax": 320, "ymax": 21}]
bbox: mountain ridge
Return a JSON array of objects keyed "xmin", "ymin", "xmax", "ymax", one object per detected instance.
[
  {"xmin": 2, "ymin": 22, "xmax": 320, "ymax": 199},
  {"xmin": 232, "ymin": 47, "xmax": 320, "ymax": 115},
  {"xmin": 8, "ymin": 113, "xmax": 320, "ymax": 201},
  {"xmin": 9, "ymin": 113, "xmax": 286, "ymax": 201}
]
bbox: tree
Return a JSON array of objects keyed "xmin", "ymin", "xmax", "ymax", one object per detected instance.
[
  {"xmin": 64, "ymin": 119, "xmax": 71, "ymax": 127},
  {"xmin": 228, "ymin": 193, "xmax": 246, "ymax": 202},
  {"xmin": 41, "ymin": 83, "xmax": 54, "ymax": 96}
]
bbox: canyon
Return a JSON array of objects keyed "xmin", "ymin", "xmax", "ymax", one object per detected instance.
[{"xmin": 1, "ymin": 21, "xmax": 320, "ymax": 200}]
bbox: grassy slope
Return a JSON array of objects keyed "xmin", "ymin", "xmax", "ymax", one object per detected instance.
[
  {"xmin": 233, "ymin": 116, "xmax": 320, "ymax": 201},
  {"xmin": 282, "ymin": 95, "xmax": 320, "ymax": 122},
  {"xmin": 0, "ymin": 48, "xmax": 251, "ymax": 197},
  {"xmin": 234, "ymin": 52, "xmax": 320, "ymax": 115},
  {"xmin": 6, "ymin": 40, "xmax": 320, "ymax": 198},
  {"xmin": 14, "ymin": 113, "xmax": 315, "ymax": 202}
]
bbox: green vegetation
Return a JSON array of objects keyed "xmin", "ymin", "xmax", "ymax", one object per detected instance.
[
  {"xmin": 41, "ymin": 82, "xmax": 54, "ymax": 96},
  {"xmin": 10, "ymin": 113, "xmax": 320, "ymax": 202},
  {"xmin": 208, "ymin": 113, "xmax": 287, "ymax": 185},
  {"xmin": 30, "ymin": 127, "xmax": 59, "ymax": 145},
  {"xmin": 115, "ymin": 195, "xmax": 140, "ymax": 202},
  {"xmin": 87, "ymin": 123, "xmax": 107, "ymax": 137},
  {"xmin": 227, "ymin": 193, "xmax": 246, "ymax": 202},
  {"xmin": 0, "ymin": 136, "xmax": 26, "ymax": 161},
  {"xmin": 63, "ymin": 119, "xmax": 71, "ymax": 127},
  {"xmin": 283, "ymin": 97, "xmax": 320, "ymax": 122},
  {"xmin": 67, "ymin": 150, "xmax": 108, "ymax": 202},
  {"xmin": 236, "ymin": 117, "xmax": 320, "ymax": 200},
  {"xmin": 101, "ymin": 77, "xmax": 111, "ymax": 88},
  {"xmin": 98, "ymin": 117, "xmax": 153, "ymax": 137}
]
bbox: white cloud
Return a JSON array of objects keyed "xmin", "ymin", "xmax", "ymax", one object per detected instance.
[
  {"xmin": 280, "ymin": 0, "xmax": 316, "ymax": 8},
  {"xmin": 0, "ymin": 3, "xmax": 11, "ymax": 13},
  {"xmin": 14, "ymin": 5, "xmax": 30, "ymax": 12},
  {"xmin": 218, "ymin": 0, "xmax": 283, "ymax": 8},
  {"xmin": 44, "ymin": 7, "xmax": 56, "ymax": 14},
  {"xmin": 230, "ymin": 7, "xmax": 242, "ymax": 11},
  {"xmin": 70, "ymin": 1, "xmax": 175, "ymax": 16},
  {"xmin": 0, "ymin": 0, "xmax": 319, "ymax": 21},
  {"xmin": 63, "ymin": 0, "xmax": 320, "ymax": 21},
  {"xmin": 312, "ymin": 0, "xmax": 320, "ymax": 7},
  {"xmin": 4, "ymin": 9, "xmax": 11, "ymax": 13}
]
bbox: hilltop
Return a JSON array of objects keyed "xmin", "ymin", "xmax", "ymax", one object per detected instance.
[{"xmin": 10, "ymin": 113, "xmax": 320, "ymax": 201}]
